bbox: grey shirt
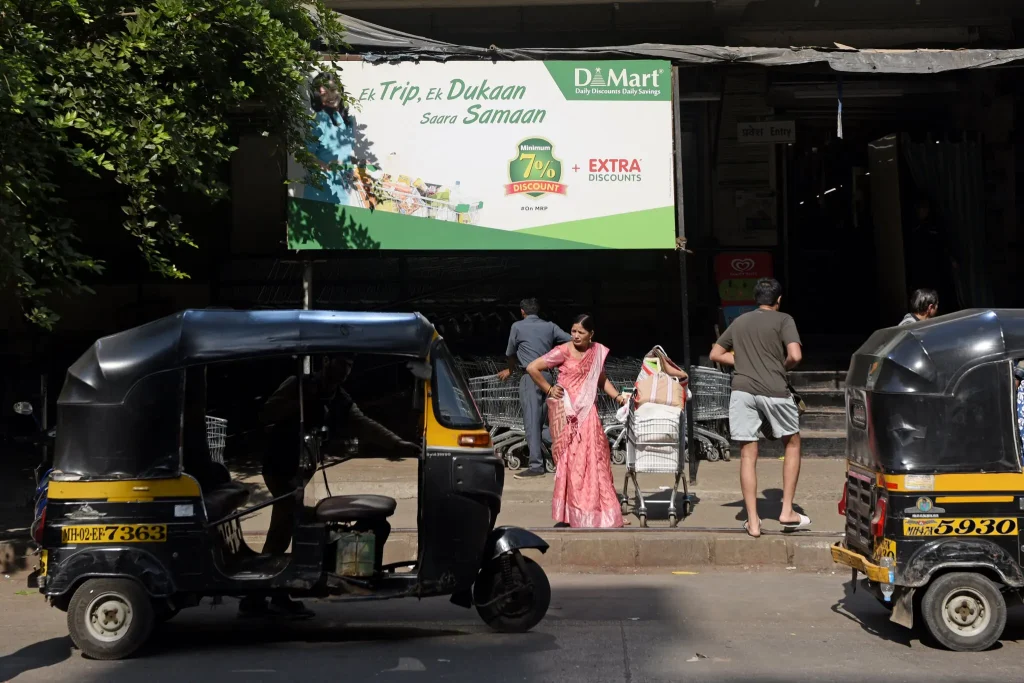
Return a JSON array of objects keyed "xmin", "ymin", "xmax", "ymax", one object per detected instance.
[
  {"xmin": 716, "ymin": 308, "xmax": 801, "ymax": 399},
  {"xmin": 899, "ymin": 313, "xmax": 920, "ymax": 327},
  {"xmin": 506, "ymin": 315, "xmax": 571, "ymax": 369}
]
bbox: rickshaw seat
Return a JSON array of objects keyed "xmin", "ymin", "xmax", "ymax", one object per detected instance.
[
  {"xmin": 315, "ymin": 495, "xmax": 397, "ymax": 523},
  {"xmin": 204, "ymin": 482, "xmax": 251, "ymax": 522}
]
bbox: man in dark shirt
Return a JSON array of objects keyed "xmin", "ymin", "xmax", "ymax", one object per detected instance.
[
  {"xmin": 239, "ymin": 356, "xmax": 419, "ymax": 619},
  {"xmin": 710, "ymin": 278, "xmax": 807, "ymax": 538},
  {"xmin": 498, "ymin": 298, "xmax": 571, "ymax": 478}
]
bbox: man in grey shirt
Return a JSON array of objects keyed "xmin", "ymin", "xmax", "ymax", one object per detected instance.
[
  {"xmin": 710, "ymin": 278, "xmax": 807, "ymax": 538},
  {"xmin": 899, "ymin": 288, "xmax": 939, "ymax": 327},
  {"xmin": 498, "ymin": 298, "xmax": 570, "ymax": 478}
]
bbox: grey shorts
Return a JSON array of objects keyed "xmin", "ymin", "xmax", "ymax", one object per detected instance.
[{"xmin": 729, "ymin": 390, "xmax": 800, "ymax": 442}]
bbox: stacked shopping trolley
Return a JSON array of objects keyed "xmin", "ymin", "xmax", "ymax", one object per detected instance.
[
  {"xmin": 464, "ymin": 356, "xmax": 641, "ymax": 471},
  {"xmin": 466, "ymin": 371, "xmax": 555, "ymax": 472},
  {"xmin": 688, "ymin": 366, "xmax": 732, "ymax": 463}
]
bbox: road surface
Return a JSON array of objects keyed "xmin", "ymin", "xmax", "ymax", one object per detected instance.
[{"xmin": 1, "ymin": 569, "xmax": 1022, "ymax": 682}]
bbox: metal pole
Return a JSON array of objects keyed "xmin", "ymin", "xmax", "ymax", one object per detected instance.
[
  {"xmin": 782, "ymin": 146, "xmax": 790, "ymax": 290},
  {"xmin": 40, "ymin": 372, "xmax": 49, "ymax": 476},
  {"xmin": 39, "ymin": 373, "xmax": 48, "ymax": 431},
  {"xmin": 672, "ymin": 66, "xmax": 697, "ymax": 486},
  {"xmin": 302, "ymin": 261, "xmax": 313, "ymax": 376}
]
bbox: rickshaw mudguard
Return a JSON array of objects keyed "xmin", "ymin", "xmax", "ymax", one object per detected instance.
[
  {"xmin": 900, "ymin": 538, "xmax": 1024, "ymax": 588},
  {"xmin": 485, "ymin": 526, "xmax": 549, "ymax": 561},
  {"xmin": 44, "ymin": 547, "xmax": 175, "ymax": 598}
]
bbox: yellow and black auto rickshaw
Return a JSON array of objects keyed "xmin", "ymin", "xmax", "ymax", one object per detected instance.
[
  {"xmin": 832, "ymin": 308, "xmax": 1024, "ymax": 651},
  {"xmin": 27, "ymin": 310, "xmax": 550, "ymax": 659}
]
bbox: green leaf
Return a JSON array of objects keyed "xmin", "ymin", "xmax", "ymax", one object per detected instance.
[{"xmin": 0, "ymin": 0, "xmax": 349, "ymax": 328}]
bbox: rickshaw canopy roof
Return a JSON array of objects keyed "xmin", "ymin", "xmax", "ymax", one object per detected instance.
[
  {"xmin": 60, "ymin": 309, "xmax": 436, "ymax": 406},
  {"xmin": 846, "ymin": 309, "xmax": 1024, "ymax": 475},
  {"xmin": 849, "ymin": 309, "xmax": 1024, "ymax": 395}
]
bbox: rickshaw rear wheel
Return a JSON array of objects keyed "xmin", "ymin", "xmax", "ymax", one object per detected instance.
[
  {"xmin": 921, "ymin": 572, "xmax": 1006, "ymax": 652},
  {"xmin": 475, "ymin": 555, "xmax": 551, "ymax": 633},
  {"xmin": 67, "ymin": 578, "xmax": 154, "ymax": 660}
]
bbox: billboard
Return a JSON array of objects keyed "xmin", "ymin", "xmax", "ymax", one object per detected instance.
[{"xmin": 286, "ymin": 60, "xmax": 676, "ymax": 250}]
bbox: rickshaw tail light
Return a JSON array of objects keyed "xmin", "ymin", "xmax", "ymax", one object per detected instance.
[
  {"xmin": 458, "ymin": 433, "xmax": 492, "ymax": 448},
  {"xmin": 838, "ymin": 482, "xmax": 848, "ymax": 516},
  {"xmin": 870, "ymin": 497, "xmax": 887, "ymax": 538},
  {"xmin": 32, "ymin": 506, "xmax": 45, "ymax": 544}
]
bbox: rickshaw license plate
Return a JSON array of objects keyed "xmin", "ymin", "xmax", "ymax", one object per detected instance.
[
  {"xmin": 61, "ymin": 524, "xmax": 168, "ymax": 544},
  {"xmin": 903, "ymin": 517, "xmax": 1018, "ymax": 537}
]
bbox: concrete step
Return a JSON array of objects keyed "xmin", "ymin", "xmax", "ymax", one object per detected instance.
[
  {"xmin": 800, "ymin": 408, "xmax": 846, "ymax": 432},
  {"xmin": 797, "ymin": 389, "xmax": 845, "ymax": 409},
  {"xmin": 758, "ymin": 430, "xmax": 846, "ymax": 458},
  {"xmin": 788, "ymin": 371, "xmax": 845, "ymax": 391}
]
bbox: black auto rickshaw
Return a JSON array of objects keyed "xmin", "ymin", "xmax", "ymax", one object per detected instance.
[
  {"xmin": 832, "ymin": 308, "xmax": 1024, "ymax": 651},
  {"xmin": 27, "ymin": 309, "xmax": 550, "ymax": 659}
]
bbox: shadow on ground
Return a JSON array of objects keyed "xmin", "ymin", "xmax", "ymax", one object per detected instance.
[
  {"xmin": 724, "ymin": 487, "xmax": 810, "ymax": 524},
  {"xmin": 0, "ymin": 637, "xmax": 72, "ymax": 681}
]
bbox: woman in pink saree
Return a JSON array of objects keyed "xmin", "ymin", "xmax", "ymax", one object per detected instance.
[{"xmin": 526, "ymin": 315, "xmax": 626, "ymax": 528}]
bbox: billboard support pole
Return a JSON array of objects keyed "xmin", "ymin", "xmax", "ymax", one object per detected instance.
[
  {"xmin": 302, "ymin": 261, "xmax": 313, "ymax": 376},
  {"xmin": 672, "ymin": 66, "xmax": 697, "ymax": 486}
]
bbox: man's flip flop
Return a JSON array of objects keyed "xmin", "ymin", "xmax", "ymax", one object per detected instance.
[
  {"xmin": 781, "ymin": 514, "xmax": 812, "ymax": 530},
  {"xmin": 743, "ymin": 519, "xmax": 762, "ymax": 538}
]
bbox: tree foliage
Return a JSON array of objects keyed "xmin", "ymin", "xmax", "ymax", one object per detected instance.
[{"xmin": 0, "ymin": 0, "xmax": 344, "ymax": 327}]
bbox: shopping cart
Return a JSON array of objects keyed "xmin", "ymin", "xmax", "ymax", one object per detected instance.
[
  {"xmin": 205, "ymin": 415, "xmax": 227, "ymax": 465},
  {"xmin": 688, "ymin": 366, "xmax": 732, "ymax": 464},
  {"xmin": 467, "ymin": 369, "xmax": 560, "ymax": 472},
  {"xmin": 371, "ymin": 179, "xmax": 484, "ymax": 225},
  {"xmin": 619, "ymin": 398, "xmax": 691, "ymax": 528},
  {"xmin": 599, "ymin": 358, "xmax": 642, "ymax": 465}
]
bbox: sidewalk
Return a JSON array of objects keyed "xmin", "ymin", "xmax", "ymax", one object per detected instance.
[
  {"xmin": 236, "ymin": 457, "xmax": 847, "ymax": 572},
  {"xmin": 237, "ymin": 457, "xmax": 847, "ymax": 534}
]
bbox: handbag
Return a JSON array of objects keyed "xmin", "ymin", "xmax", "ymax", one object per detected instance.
[{"xmin": 787, "ymin": 382, "xmax": 807, "ymax": 416}]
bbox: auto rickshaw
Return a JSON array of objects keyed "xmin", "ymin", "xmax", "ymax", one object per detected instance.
[
  {"xmin": 27, "ymin": 309, "xmax": 550, "ymax": 660},
  {"xmin": 831, "ymin": 308, "xmax": 1024, "ymax": 651}
]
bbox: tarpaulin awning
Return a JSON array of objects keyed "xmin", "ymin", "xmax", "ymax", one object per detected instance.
[{"xmin": 336, "ymin": 12, "xmax": 1024, "ymax": 74}]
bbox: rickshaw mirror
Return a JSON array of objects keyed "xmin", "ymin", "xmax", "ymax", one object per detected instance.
[
  {"xmin": 13, "ymin": 402, "xmax": 33, "ymax": 416},
  {"xmin": 407, "ymin": 361, "xmax": 431, "ymax": 381}
]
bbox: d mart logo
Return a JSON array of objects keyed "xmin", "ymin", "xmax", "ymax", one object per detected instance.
[{"xmin": 574, "ymin": 66, "xmax": 664, "ymax": 89}]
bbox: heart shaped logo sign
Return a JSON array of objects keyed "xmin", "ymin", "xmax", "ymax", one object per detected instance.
[{"xmin": 731, "ymin": 258, "xmax": 756, "ymax": 273}]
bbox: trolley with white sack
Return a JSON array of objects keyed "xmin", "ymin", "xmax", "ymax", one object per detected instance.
[{"xmin": 619, "ymin": 347, "xmax": 693, "ymax": 528}]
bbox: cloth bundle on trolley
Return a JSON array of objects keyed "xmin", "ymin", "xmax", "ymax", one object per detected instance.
[{"xmin": 620, "ymin": 348, "xmax": 690, "ymax": 471}]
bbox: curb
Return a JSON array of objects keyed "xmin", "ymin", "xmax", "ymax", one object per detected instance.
[
  {"xmin": 1, "ymin": 531, "xmax": 842, "ymax": 575},
  {"xmin": 244, "ymin": 530, "xmax": 842, "ymax": 572}
]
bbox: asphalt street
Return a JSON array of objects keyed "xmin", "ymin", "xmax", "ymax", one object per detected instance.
[{"xmin": 1, "ymin": 569, "xmax": 1023, "ymax": 682}]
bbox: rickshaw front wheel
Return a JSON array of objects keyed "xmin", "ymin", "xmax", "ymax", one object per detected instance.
[
  {"xmin": 67, "ymin": 578, "xmax": 155, "ymax": 660},
  {"xmin": 475, "ymin": 555, "xmax": 551, "ymax": 633},
  {"xmin": 921, "ymin": 572, "xmax": 1006, "ymax": 652}
]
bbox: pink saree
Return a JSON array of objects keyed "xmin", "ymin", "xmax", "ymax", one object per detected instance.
[{"xmin": 543, "ymin": 343, "xmax": 624, "ymax": 529}]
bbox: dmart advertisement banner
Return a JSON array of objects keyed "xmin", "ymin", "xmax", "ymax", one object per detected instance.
[{"xmin": 287, "ymin": 60, "xmax": 676, "ymax": 250}]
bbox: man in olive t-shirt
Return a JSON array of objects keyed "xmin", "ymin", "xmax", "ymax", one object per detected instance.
[{"xmin": 710, "ymin": 278, "xmax": 808, "ymax": 538}]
